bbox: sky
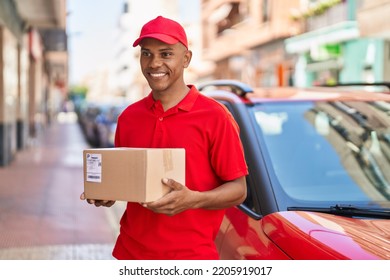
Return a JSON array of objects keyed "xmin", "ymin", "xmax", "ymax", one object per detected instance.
[{"xmin": 67, "ymin": 0, "xmax": 200, "ymax": 85}]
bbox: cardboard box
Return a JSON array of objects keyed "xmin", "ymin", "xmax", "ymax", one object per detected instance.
[{"xmin": 83, "ymin": 148, "xmax": 185, "ymax": 202}]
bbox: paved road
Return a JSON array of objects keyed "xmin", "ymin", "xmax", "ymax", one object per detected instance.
[{"xmin": 0, "ymin": 112, "xmax": 126, "ymax": 259}]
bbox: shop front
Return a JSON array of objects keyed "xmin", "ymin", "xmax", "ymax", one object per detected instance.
[{"xmin": 285, "ymin": 21, "xmax": 388, "ymax": 87}]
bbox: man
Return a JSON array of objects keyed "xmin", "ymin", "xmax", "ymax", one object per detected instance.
[{"xmin": 81, "ymin": 16, "xmax": 248, "ymax": 260}]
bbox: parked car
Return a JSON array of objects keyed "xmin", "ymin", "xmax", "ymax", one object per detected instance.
[
  {"xmin": 78, "ymin": 101, "xmax": 127, "ymax": 148},
  {"xmin": 77, "ymin": 101, "xmax": 102, "ymax": 147},
  {"xmin": 199, "ymin": 80, "xmax": 390, "ymax": 260},
  {"xmin": 94, "ymin": 103, "xmax": 127, "ymax": 148}
]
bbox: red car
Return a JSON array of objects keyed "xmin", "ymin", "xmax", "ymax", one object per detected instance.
[{"xmin": 199, "ymin": 80, "xmax": 390, "ymax": 260}]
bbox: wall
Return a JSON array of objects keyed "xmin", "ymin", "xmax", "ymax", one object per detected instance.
[
  {"xmin": 341, "ymin": 38, "xmax": 385, "ymax": 83},
  {"xmin": 0, "ymin": 27, "xmax": 18, "ymax": 165}
]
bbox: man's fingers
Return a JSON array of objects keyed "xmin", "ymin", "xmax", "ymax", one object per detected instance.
[
  {"xmin": 100, "ymin": 200, "xmax": 115, "ymax": 207},
  {"xmin": 81, "ymin": 192, "xmax": 115, "ymax": 207},
  {"xmin": 162, "ymin": 178, "xmax": 183, "ymax": 191},
  {"xmin": 81, "ymin": 192, "xmax": 97, "ymax": 204},
  {"xmin": 87, "ymin": 199, "xmax": 96, "ymax": 205}
]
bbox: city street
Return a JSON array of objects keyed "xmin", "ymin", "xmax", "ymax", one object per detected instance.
[{"xmin": 0, "ymin": 112, "xmax": 125, "ymax": 260}]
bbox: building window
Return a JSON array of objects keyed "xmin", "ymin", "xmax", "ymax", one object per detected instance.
[
  {"xmin": 215, "ymin": 3, "xmax": 242, "ymax": 35},
  {"xmin": 262, "ymin": 0, "xmax": 270, "ymax": 22}
]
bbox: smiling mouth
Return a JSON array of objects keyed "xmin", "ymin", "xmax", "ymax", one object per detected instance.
[{"xmin": 149, "ymin": 72, "xmax": 167, "ymax": 78}]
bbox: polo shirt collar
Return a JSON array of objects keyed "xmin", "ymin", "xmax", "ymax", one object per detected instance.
[{"xmin": 145, "ymin": 85, "xmax": 199, "ymax": 112}]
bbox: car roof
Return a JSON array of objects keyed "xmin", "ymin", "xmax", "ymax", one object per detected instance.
[
  {"xmin": 198, "ymin": 80, "xmax": 390, "ymax": 103},
  {"xmin": 247, "ymin": 86, "xmax": 390, "ymax": 102}
]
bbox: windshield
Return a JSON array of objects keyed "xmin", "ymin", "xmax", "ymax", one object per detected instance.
[{"xmin": 252, "ymin": 100, "xmax": 390, "ymax": 205}]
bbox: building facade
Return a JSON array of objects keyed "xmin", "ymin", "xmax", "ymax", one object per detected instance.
[
  {"xmin": 201, "ymin": 0, "xmax": 302, "ymax": 86},
  {"xmin": 0, "ymin": 0, "xmax": 68, "ymax": 166},
  {"xmin": 357, "ymin": 0, "xmax": 390, "ymax": 82},
  {"xmin": 200, "ymin": 0, "xmax": 390, "ymax": 87},
  {"xmin": 285, "ymin": 0, "xmax": 390, "ymax": 87}
]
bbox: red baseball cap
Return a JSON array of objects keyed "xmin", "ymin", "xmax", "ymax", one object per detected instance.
[{"xmin": 132, "ymin": 16, "xmax": 188, "ymax": 49}]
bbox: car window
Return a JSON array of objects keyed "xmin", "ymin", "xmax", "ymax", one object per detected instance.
[{"xmin": 251, "ymin": 101, "xmax": 390, "ymax": 206}]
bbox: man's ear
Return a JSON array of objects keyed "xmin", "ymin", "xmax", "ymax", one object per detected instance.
[{"xmin": 183, "ymin": 50, "xmax": 192, "ymax": 68}]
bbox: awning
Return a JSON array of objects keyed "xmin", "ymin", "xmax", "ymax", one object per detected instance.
[
  {"xmin": 13, "ymin": 0, "xmax": 66, "ymax": 29},
  {"xmin": 285, "ymin": 21, "xmax": 359, "ymax": 54}
]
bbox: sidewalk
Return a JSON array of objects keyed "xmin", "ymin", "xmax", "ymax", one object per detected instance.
[{"xmin": 0, "ymin": 112, "xmax": 126, "ymax": 260}]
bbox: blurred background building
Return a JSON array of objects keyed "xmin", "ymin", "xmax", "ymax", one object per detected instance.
[
  {"xmin": 357, "ymin": 0, "xmax": 390, "ymax": 83},
  {"xmin": 286, "ymin": 0, "xmax": 390, "ymax": 87},
  {"xmin": 0, "ymin": 0, "xmax": 68, "ymax": 166},
  {"xmin": 201, "ymin": 0, "xmax": 302, "ymax": 86},
  {"xmin": 201, "ymin": 0, "xmax": 390, "ymax": 88}
]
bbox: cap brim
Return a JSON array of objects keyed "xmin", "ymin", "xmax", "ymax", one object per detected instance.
[{"xmin": 133, "ymin": 34, "xmax": 179, "ymax": 47}]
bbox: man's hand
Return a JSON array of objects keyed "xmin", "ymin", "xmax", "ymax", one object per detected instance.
[
  {"xmin": 142, "ymin": 178, "xmax": 200, "ymax": 216},
  {"xmin": 80, "ymin": 192, "xmax": 116, "ymax": 207},
  {"xmin": 143, "ymin": 176, "xmax": 247, "ymax": 216}
]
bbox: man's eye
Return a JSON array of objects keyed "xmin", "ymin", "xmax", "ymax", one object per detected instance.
[
  {"xmin": 161, "ymin": 52, "xmax": 173, "ymax": 58},
  {"xmin": 141, "ymin": 51, "xmax": 151, "ymax": 57}
]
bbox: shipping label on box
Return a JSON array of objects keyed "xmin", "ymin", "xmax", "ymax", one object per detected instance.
[
  {"xmin": 85, "ymin": 153, "xmax": 102, "ymax": 183},
  {"xmin": 83, "ymin": 148, "xmax": 185, "ymax": 203}
]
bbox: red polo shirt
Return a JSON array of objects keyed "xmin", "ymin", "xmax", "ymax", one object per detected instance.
[{"xmin": 112, "ymin": 85, "xmax": 248, "ymax": 260}]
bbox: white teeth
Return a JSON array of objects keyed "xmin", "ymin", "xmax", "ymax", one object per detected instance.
[{"xmin": 150, "ymin": 73, "xmax": 165, "ymax": 78}]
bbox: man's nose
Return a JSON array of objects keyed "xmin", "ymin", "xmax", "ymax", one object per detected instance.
[{"xmin": 150, "ymin": 56, "xmax": 163, "ymax": 67}]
